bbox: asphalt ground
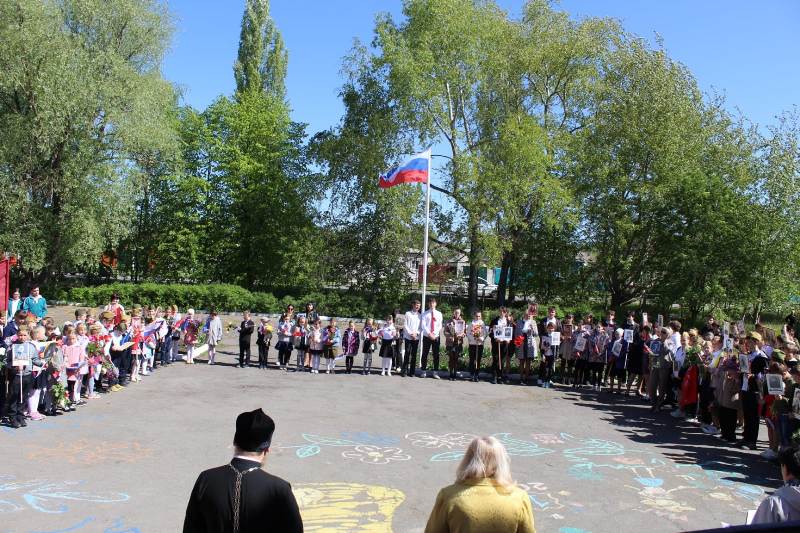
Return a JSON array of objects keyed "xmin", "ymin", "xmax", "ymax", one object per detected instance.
[{"xmin": 0, "ymin": 307, "xmax": 781, "ymax": 533}]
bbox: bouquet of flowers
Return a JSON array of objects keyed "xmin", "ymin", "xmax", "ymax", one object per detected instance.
[
  {"xmin": 101, "ymin": 358, "xmax": 118, "ymax": 381},
  {"xmin": 685, "ymin": 345, "xmax": 702, "ymax": 367},
  {"xmin": 226, "ymin": 321, "xmax": 236, "ymax": 332},
  {"xmin": 513, "ymin": 335, "xmax": 525, "ymax": 347},
  {"xmin": 196, "ymin": 331, "xmax": 208, "ymax": 345},
  {"xmin": 51, "ymin": 381, "xmax": 69, "ymax": 409},
  {"xmin": 472, "ymin": 324, "xmax": 484, "ymax": 341}
]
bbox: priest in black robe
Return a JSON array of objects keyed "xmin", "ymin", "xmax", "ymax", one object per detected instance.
[{"xmin": 183, "ymin": 408, "xmax": 303, "ymax": 533}]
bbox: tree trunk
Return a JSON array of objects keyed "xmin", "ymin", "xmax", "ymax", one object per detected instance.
[
  {"xmin": 507, "ymin": 261, "xmax": 518, "ymax": 305},
  {"xmin": 467, "ymin": 226, "xmax": 480, "ymax": 312},
  {"xmin": 496, "ymin": 249, "xmax": 512, "ymax": 307}
]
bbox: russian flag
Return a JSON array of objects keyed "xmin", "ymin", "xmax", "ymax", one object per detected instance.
[{"xmin": 379, "ymin": 149, "xmax": 431, "ymax": 188}]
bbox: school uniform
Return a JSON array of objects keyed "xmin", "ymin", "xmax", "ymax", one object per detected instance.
[
  {"xmin": 361, "ymin": 326, "xmax": 378, "ymax": 375},
  {"xmin": 444, "ymin": 319, "xmax": 465, "ymax": 380},
  {"xmin": 466, "ymin": 321, "xmax": 486, "ymax": 381},
  {"xmin": 420, "ymin": 309, "xmax": 443, "ymax": 378},
  {"xmin": 378, "ymin": 324, "xmax": 397, "ymax": 374},
  {"xmin": 3, "ymin": 341, "xmax": 42, "ymax": 427},
  {"xmin": 256, "ymin": 325, "xmax": 273, "ymax": 369},
  {"xmin": 239, "ymin": 319, "xmax": 255, "ymax": 368},
  {"xmin": 341, "ymin": 328, "xmax": 359, "ymax": 374},
  {"xmin": 402, "ymin": 310, "xmax": 421, "ymax": 377},
  {"xmin": 292, "ymin": 325, "xmax": 308, "ymax": 371}
]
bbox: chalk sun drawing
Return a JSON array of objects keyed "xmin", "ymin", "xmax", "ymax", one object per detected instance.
[{"xmin": 294, "ymin": 482, "xmax": 405, "ymax": 532}]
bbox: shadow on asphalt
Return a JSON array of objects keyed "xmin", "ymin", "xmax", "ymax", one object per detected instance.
[{"xmin": 557, "ymin": 387, "xmax": 781, "ymax": 490}]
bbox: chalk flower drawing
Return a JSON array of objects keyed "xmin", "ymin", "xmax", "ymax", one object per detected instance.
[
  {"xmin": 342, "ymin": 445, "xmax": 411, "ymax": 465},
  {"xmin": 405, "ymin": 432, "xmax": 477, "ymax": 449}
]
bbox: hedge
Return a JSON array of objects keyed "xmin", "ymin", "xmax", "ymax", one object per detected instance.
[{"xmin": 66, "ymin": 283, "xmax": 380, "ymax": 318}]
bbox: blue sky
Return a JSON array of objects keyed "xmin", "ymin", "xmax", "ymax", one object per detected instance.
[{"xmin": 162, "ymin": 0, "xmax": 799, "ymax": 137}]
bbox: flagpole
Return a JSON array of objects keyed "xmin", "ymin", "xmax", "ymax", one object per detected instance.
[{"xmin": 418, "ymin": 151, "xmax": 432, "ymax": 374}]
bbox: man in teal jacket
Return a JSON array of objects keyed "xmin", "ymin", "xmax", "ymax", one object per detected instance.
[{"xmin": 22, "ymin": 286, "xmax": 47, "ymax": 319}]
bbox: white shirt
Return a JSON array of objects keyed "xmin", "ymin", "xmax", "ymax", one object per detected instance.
[
  {"xmin": 403, "ymin": 311, "xmax": 421, "ymax": 340},
  {"xmin": 421, "ymin": 309, "xmax": 443, "ymax": 338}
]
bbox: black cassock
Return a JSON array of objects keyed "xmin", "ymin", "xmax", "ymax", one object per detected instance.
[{"xmin": 183, "ymin": 458, "xmax": 303, "ymax": 533}]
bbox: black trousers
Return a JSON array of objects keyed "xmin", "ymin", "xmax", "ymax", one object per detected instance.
[
  {"xmin": 719, "ymin": 405, "xmax": 738, "ymax": 442},
  {"xmin": 448, "ymin": 344, "xmax": 462, "ymax": 373},
  {"xmin": 490, "ymin": 340, "xmax": 507, "ymax": 378},
  {"xmin": 741, "ymin": 389, "xmax": 760, "ymax": 444},
  {"xmin": 469, "ymin": 345, "xmax": 483, "ymax": 376},
  {"xmin": 402, "ymin": 338, "xmax": 419, "ymax": 376},
  {"xmin": 421, "ymin": 337, "xmax": 441, "ymax": 372},
  {"xmin": 239, "ymin": 341, "xmax": 251, "ymax": 367},
  {"xmin": 393, "ymin": 338, "xmax": 403, "ymax": 369},
  {"xmin": 4, "ymin": 373, "xmax": 32, "ymax": 424},
  {"xmin": 112, "ymin": 348, "xmax": 132, "ymax": 384},
  {"xmin": 257, "ymin": 344, "xmax": 268, "ymax": 367}
]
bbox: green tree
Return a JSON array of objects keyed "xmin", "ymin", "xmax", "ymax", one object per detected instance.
[
  {"xmin": 0, "ymin": 0, "xmax": 177, "ymax": 281},
  {"xmin": 233, "ymin": 0, "xmax": 287, "ymax": 99}
]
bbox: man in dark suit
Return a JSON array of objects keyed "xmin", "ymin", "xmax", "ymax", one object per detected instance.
[
  {"xmin": 539, "ymin": 306, "xmax": 562, "ymax": 334},
  {"xmin": 183, "ymin": 409, "xmax": 303, "ymax": 533}
]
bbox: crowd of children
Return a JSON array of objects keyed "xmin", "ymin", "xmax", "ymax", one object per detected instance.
[
  {"xmin": 1, "ymin": 292, "xmax": 206, "ymax": 429},
  {"xmin": 5, "ymin": 291, "xmax": 800, "ymax": 460}
]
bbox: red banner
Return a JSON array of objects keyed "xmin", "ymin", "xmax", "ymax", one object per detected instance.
[{"xmin": 0, "ymin": 258, "xmax": 9, "ymax": 314}]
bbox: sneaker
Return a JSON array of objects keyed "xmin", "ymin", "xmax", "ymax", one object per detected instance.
[
  {"xmin": 760, "ymin": 449, "xmax": 778, "ymax": 460},
  {"xmin": 433, "ymin": 373, "xmax": 440, "ymax": 380},
  {"xmin": 685, "ymin": 417, "xmax": 699, "ymax": 424},
  {"xmin": 381, "ymin": 370, "xmax": 386, "ymax": 376},
  {"xmin": 29, "ymin": 413, "xmax": 45, "ymax": 421},
  {"xmin": 670, "ymin": 409, "xmax": 684, "ymax": 418},
  {"xmin": 387, "ymin": 370, "xmax": 392, "ymax": 376},
  {"xmin": 88, "ymin": 393, "xmax": 100, "ymax": 399}
]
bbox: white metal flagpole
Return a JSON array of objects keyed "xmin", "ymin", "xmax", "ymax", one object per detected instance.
[{"xmin": 418, "ymin": 149, "xmax": 432, "ymax": 374}]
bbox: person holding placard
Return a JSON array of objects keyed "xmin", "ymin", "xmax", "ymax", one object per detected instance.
[
  {"xmin": 539, "ymin": 306, "xmax": 561, "ymax": 336},
  {"xmin": 740, "ymin": 331, "xmax": 769, "ymax": 450},
  {"xmin": 444, "ymin": 309, "xmax": 466, "ymax": 381},
  {"xmin": 571, "ymin": 316, "xmax": 593, "ymax": 387},
  {"xmin": 558, "ymin": 315, "xmax": 576, "ymax": 386},
  {"xmin": 515, "ymin": 309, "xmax": 538, "ymax": 386},
  {"xmin": 609, "ymin": 328, "xmax": 628, "ymax": 394},
  {"xmin": 467, "ymin": 311, "xmax": 486, "ymax": 382},
  {"xmin": 3, "ymin": 326, "xmax": 42, "ymax": 428},
  {"xmin": 489, "ymin": 308, "xmax": 511, "ymax": 385},
  {"xmin": 361, "ymin": 318, "xmax": 378, "ymax": 375},
  {"xmin": 540, "ymin": 323, "xmax": 557, "ymax": 388},
  {"xmin": 377, "ymin": 316, "xmax": 398, "ymax": 376},
  {"xmin": 646, "ymin": 327, "xmax": 674, "ymax": 412}
]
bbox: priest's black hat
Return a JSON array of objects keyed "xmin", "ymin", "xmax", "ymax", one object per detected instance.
[{"xmin": 234, "ymin": 408, "xmax": 275, "ymax": 452}]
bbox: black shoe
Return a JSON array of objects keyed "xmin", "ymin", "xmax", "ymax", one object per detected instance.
[
  {"xmin": 19, "ymin": 419, "xmax": 27, "ymax": 427},
  {"xmin": 11, "ymin": 420, "xmax": 21, "ymax": 428}
]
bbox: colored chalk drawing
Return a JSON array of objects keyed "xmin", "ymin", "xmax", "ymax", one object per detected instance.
[
  {"xmin": 293, "ymin": 482, "xmax": 405, "ymax": 532},
  {"xmin": 0, "ymin": 475, "xmax": 129, "ymax": 514},
  {"xmin": 425, "ymin": 432, "xmax": 556, "ymax": 462},
  {"xmin": 26, "ymin": 440, "xmax": 153, "ymax": 465},
  {"xmin": 275, "ymin": 433, "xmax": 413, "ymax": 464},
  {"xmin": 341, "ymin": 445, "xmax": 411, "ymax": 465},
  {"xmin": 405, "ymin": 431, "xmax": 477, "ymax": 449},
  {"xmin": 25, "ymin": 516, "xmax": 139, "ymax": 533}
]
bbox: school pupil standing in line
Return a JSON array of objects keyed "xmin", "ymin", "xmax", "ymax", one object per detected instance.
[
  {"xmin": 322, "ymin": 320, "xmax": 341, "ymax": 374},
  {"xmin": 4, "ymin": 326, "xmax": 42, "ymax": 428},
  {"xmin": 539, "ymin": 322, "xmax": 557, "ymax": 388},
  {"xmin": 421, "ymin": 298, "xmax": 444, "ymax": 379},
  {"xmin": 237, "ymin": 311, "xmax": 255, "ymax": 369},
  {"xmin": 276, "ymin": 312, "xmax": 294, "ymax": 370},
  {"xmin": 308, "ymin": 319, "xmax": 323, "ymax": 374},
  {"xmin": 609, "ymin": 328, "xmax": 629, "ymax": 393},
  {"xmin": 361, "ymin": 318, "xmax": 378, "ymax": 375},
  {"xmin": 515, "ymin": 308, "xmax": 538, "ymax": 386},
  {"xmin": 378, "ymin": 316, "xmax": 397, "ymax": 376},
  {"xmin": 292, "ymin": 316, "xmax": 309, "ymax": 372},
  {"xmin": 256, "ymin": 317, "xmax": 273, "ymax": 369},
  {"xmin": 467, "ymin": 311, "xmax": 485, "ymax": 382},
  {"xmin": 489, "ymin": 308, "xmax": 510, "ymax": 385},
  {"xmin": 206, "ymin": 309, "xmax": 223, "ymax": 366},
  {"xmin": 341, "ymin": 321, "xmax": 359, "ymax": 374},
  {"xmin": 392, "ymin": 308, "xmax": 404, "ymax": 372},
  {"xmin": 559, "ymin": 315, "xmax": 575, "ymax": 385},
  {"xmin": 402, "ymin": 300, "xmax": 421, "ymax": 377},
  {"xmin": 444, "ymin": 309, "xmax": 465, "ymax": 381}
]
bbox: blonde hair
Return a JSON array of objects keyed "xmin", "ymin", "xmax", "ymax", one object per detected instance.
[{"xmin": 456, "ymin": 436, "xmax": 514, "ymax": 489}]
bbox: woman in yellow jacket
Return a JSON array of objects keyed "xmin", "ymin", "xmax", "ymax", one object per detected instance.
[{"xmin": 424, "ymin": 436, "xmax": 536, "ymax": 533}]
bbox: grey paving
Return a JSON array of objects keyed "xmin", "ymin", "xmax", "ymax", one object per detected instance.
[{"xmin": 0, "ymin": 308, "xmax": 780, "ymax": 533}]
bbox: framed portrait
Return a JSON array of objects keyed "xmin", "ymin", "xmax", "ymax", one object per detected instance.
[
  {"xmin": 738, "ymin": 354, "xmax": 749, "ymax": 373},
  {"xmin": 642, "ymin": 312, "xmax": 648, "ymax": 325},
  {"xmin": 766, "ymin": 374, "xmax": 785, "ymax": 396},
  {"xmin": 793, "ymin": 389, "xmax": 800, "ymax": 415},
  {"xmin": 502, "ymin": 326, "xmax": 513, "ymax": 340},
  {"xmin": 723, "ymin": 335, "xmax": 733, "ymax": 351},
  {"xmin": 574, "ymin": 336, "xmax": 587, "ymax": 352},
  {"xmin": 550, "ymin": 331, "xmax": 561, "ymax": 346},
  {"xmin": 454, "ymin": 320, "xmax": 465, "ymax": 337},
  {"xmin": 11, "ymin": 344, "xmax": 32, "ymax": 368},
  {"xmin": 623, "ymin": 329, "xmax": 634, "ymax": 343},
  {"xmin": 612, "ymin": 341, "xmax": 623, "ymax": 356},
  {"xmin": 561, "ymin": 324, "xmax": 574, "ymax": 337},
  {"xmin": 657, "ymin": 314, "xmax": 664, "ymax": 328}
]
